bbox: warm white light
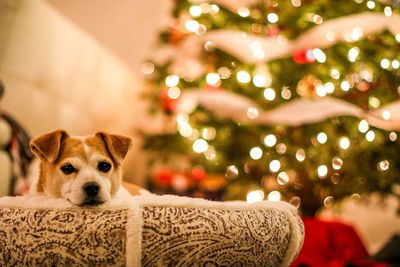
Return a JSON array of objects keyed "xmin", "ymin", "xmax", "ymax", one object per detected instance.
[
  {"xmin": 317, "ymin": 165, "xmax": 328, "ymax": 178},
  {"xmin": 350, "ymin": 27, "xmax": 363, "ymax": 41},
  {"xmin": 206, "ymin": 72, "xmax": 220, "ymax": 86},
  {"xmin": 202, "ymin": 127, "xmax": 216, "ymax": 140},
  {"xmin": 184, "ymin": 20, "xmax": 200, "ymax": 32},
  {"xmin": 195, "ymin": 24, "xmax": 207, "ymax": 35},
  {"xmin": 264, "ymin": 134, "xmax": 277, "ymax": 147},
  {"xmin": 210, "ymin": 4, "xmax": 219, "ymax": 14},
  {"xmin": 382, "ymin": 110, "xmax": 391, "ymax": 120},
  {"xmin": 396, "ymin": 34, "xmax": 400, "ymax": 43},
  {"xmin": 141, "ymin": 62, "xmax": 155, "ymax": 75},
  {"xmin": 312, "ymin": 14, "xmax": 323, "ymax": 24},
  {"xmin": 237, "ymin": 7, "xmax": 250, "ymax": 17},
  {"xmin": 392, "ymin": 60, "xmax": 400, "ymax": 69},
  {"xmin": 324, "ymin": 196, "xmax": 334, "ymax": 207},
  {"xmin": 193, "ymin": 139, "xmax": 208, "ymax": 153},
  {"xmin": 316, "ymin": 85, "xmax": 326, "ymax": 97},
  {"xmin": 269, "ymin": 160, "xmax": 281, "ymax": 173},
  {"xmin": 296, "ymin": 149, "xmax": 306, "ymax": 162},
  {"xmin": 189, "ymin": 5, "xmax": 202, "ymax": 17},
  {"xmin": 384, "ymin": 6, "xmax": 392, "ymax": 17},
  {"xmin": 341, "ymin": 81, "xmax": 350, "ymax": 91},
  {"xmin": 225, "ymin": 165, "xmax": 239, "ymax": 179},
  {"xmin": 366, "ymin": 130, "xmax": 375, "ymax": 142},
  {"xmin": 218, "ymin": 67, "xmax": 231, "ymax": 79},
  {"xmin": 237, "ymin": 70, "xmax": 251, "ymax": 83},
  {"xmin": 378, "ymin": 160, "xmax": 389, "ymax": 171},
  {"xmin": 277, "ymin": 172, "xmax": 289, "ymax": 185},
  {"xmin": 281, "ymin": 87, "xmax": 292, "ymax": 100},
  {"xmin": 339, "ymin": 137, "xmax": 350, "ymax": 150},
  {"xmin": 178, "ymin": 122, "xmax": 193, "ymax": 137},
  {"xmin": 268, "ymin": 191, "xmax": 281, "ymax": 201},
  {"xmin": 317, "ymin": 132, "xmax": 328, "ymax": 144},
  {"xmin": 247, "ymin": 107, "xmax": 259, "ymax": 119},
  {"xmin": 247, "ymin": 190, "xmax": 264, "ymax": 203},
  {"xmin": 361, "ymin": 70, "xmax": 373, "ymax": 82},
  {"xmin": 253, "ymin": 75, "xmax": 266, "ymax": 87},
  {"xmin": 165, "ymin": 75, "xmax": 180, "ymax": 87},
  {"xmin": 291, "ymin": 0, "xmax": 301, "ymax": 7},
  {"xmin": 358, "ymin": 120, "xmax": 369, "ymax": 133},
  {"xmin": 250, "ymin": 147, "xmax": 263, "ymax": 160},
  {"xmin": 389, "ymin": 132, "xmax": 397, "ymax": 141},
  {"xmin": 313, "ymin": 48, "xmax": 326, "ymax": 63},
  {"xmin": 330, "ymin": 69, "xmax": 340, "ymax": 80},
  {"xmin": 264, "ymin": 88, "xmax": 276, "ymax": 101},
  {"xmin": 276, "ymin": 143, "xmax": 287, "ymax": 154},
  {"xmin": 167, "ymin": 87, "xmax": 181, "ymax": 99},
  {"xmin": 267, "ymin": 13, "xmax": 279, "ymax": 23},
  {"xmin": 325, "ymin": 82, "xmax": 335, "ymax": 94},
  {"xmin": 367, "ymin": 0, "xmax": 375, "ymax": 9},
  {"xmin": 381, "ymin": 58, "xmax": 390, "ymax": 69},
  {"xmin": 332, "ymin": 157, "xmax": 343, "ymax": 170},
  {"xmin": 348, "ymin": 47, "xmax": 360, "ymax": 62},
  {"xmin": 369, "ymin": 96, "xmax": 381, "ymax": 108}
]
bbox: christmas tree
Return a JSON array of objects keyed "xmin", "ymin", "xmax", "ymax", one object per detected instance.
[{"xmin": 141, "ymin": 0, "xmax": 400, "ymax": 215}]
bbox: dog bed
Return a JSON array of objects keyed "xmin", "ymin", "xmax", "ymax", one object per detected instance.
[{"xmin": 0, "ymin": 194, "xmax": 304, "ymax": 266}]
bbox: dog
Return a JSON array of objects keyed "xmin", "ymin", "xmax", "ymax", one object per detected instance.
[{"xmin": 29, "ymin": 129, "xmax": 144, "ymax": 206}]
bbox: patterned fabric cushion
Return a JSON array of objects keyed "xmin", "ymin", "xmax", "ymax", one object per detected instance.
[{"xmin": 0, "ymin": 195, "xmax": 304, "ymax": 267}]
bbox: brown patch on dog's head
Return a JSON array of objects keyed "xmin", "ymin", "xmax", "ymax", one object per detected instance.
[{"xmin": 30, "ymin": 130, "xmax": 133, "ymax": 205}]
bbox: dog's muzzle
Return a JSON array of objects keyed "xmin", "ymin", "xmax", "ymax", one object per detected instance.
[{"xmin": 82, "ymin": 182, "xmax": 103, "ymax": 205}]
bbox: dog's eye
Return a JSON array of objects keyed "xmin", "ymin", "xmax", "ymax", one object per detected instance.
[
  {"xmin": 98, "ymin": 161, "xmax": 111, "ymax": 173},
  {"xmin": 61, "ymin": 164, "xmax": 76, "ymax": 175}
]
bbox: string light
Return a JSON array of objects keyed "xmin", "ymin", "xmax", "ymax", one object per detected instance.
[
  {"xmin": 330, "ymin": 68, "xmax": 340, "ymax": 79},
  {"xmin": 325, "ymin": 82, "xmax": 335, "ymax": 94},
  {"xmin": 193, "ymin": 139, "xmax": 208, "ymax": 153},
  {"xmin": 324, "ymin": 196, "xmax": 334, "ymax": 207},
  {"xmin": 264, "ymin": 88, "xmax": 276, "ymax": 101},
  {"xmin": 218, "ymin": 67, "xmax": 231, "ymax": 79},
  {"xmin": 316, "ymin": 85, "xmax": 326, "ymax": 97},
  {"xmin": 384, "ymin": 6, "xmax": 392, "ymax": 17},
  {"xmin": 189, "ymin": 5, "xmax": 202, "ymax": 17},
  {"xmin": 317, "ymin": 132, "xmax": 328, "ymax": 144},
  {"xmin": 366, "ymin": 130, "xmax": 375, "ymax": 142},
  {"xmin": 340, "ymin": 81, "xmax": 350, "ymax": 91},
  {"xmin": 225, "ymin": 165, "xmax": 239, "ymax": 179},
  {"xmin": 253, "ymin": 75, "xmax": 266, "ymax": 87},
  {"xmin": 276, "ymin": 143, "xmax": 287, "ymax": 154},
  {"xmin": 348, "ymin": 47, "xmax": 360, "ymax": 62},
  {"xmin": 311, "ymin": 14, "xmax": 323, "ymax": 24},
  {"xmin": 210, "ymin": 4, "xmax": 219, "ymax": 14},
  {"xmin": 236, "ymin": 70, "xmax": 251, "ymax": 83},
  {"xmin": 247, "ymin": 190, "xmax": 264, "ymax": 203},
  {"xmin": 339, "ymin": 137, "xmax": 350, "ymax": 150},
  {"xmin": 247, "ymin": 107, "xmax": 259, "ymax": 119},
  {"xmin": 296, "ymin": 148, "xmax": 306, "ymax": 161},
  {"xmin": 380, "ymin": 58, "xmax": 390, "ymax": 69},
  {"xmin": 332, "ymin": 157, "xmax": 343, "ymax": 170},
  {"xmin": 313, "ymin": 48, "xmax": 326, "ymax": 63},
  {"xmin": 167, "ymin": 87, "xmax": 181, "ymax": 99},
  {"xmin": 396, "ymin": 34, "xmax": 400, "ymax": 43},
  {"xmin": 277, "ymin": 172, "xmax": 289, "ymax": 185},
  {"xmin": 165, "ymin": 75, "xmax": 180, "ymax": 87},
  {"xmin": 184, "ymin": 20, "xmax": 200, "ymax": 32},
  {"xmin": 195, "ymin": 24, "xmax": 207, "ymax": 35},
  {"xmin": 269, "ymin": 160, "xmax": 281, "ymax": 173},
  {"xmin": 178, "ymin": 122, "xmax": 193, "ymax": 137},
  {"xmin": 206, "ymin": 72, "xmax": 221, "ymax": 86},
  {"xmin": 291, "ymin": 0, "xmax": 301, "ymax": 7},
  {"xmin": 237, "ymin": 7, "xmax": 250, "ymax": 17},
  {"xmin": 317, "ymin": 165, "xmax": 328, "ymax": 178},
  {"xmin": 392, "ymin": 60, "xmax": 400, "ymax": 69},
  {"xmin": 264, "ymin": 134, "xmax": 277, "ymax": 147},
  {"xmin": 141, "ymin": 62, "xmax": 155, "ymax": 75},
  {"xmin": 389, "ymin": 132, "xmax": 397, "ymax": 141},
  {"xmin": 267, "ymin": 13, "xmax": 279, "ymax": 23},
  {"xmin": 250, "ymin": 147, "xmax": 263, "ymax": 160},
  {"xmin": 378, "ymin": 160, "xmax": 389, "ymax": 171},
  {"xmin": 267, "ymin": 191, "xmax": 281, "ymax": 201},
  {"xmin": 281, "ymin": 87, "xmax": 292, "ymax": 100},
  {"xmin": 366, "ymin": 0, "xmax": 375, "ymax": 9},
  {"xmin": 369, "ymin": 96, "xmax": 380, "ymax": 108},
  {"xmin": 202, "ymin": 127, "xmax": 216, "ymax": 140},
  {"xmin": 358, "ymin": 120, "xmax": 369, "ymax": 133},
  {"xmin": 382, "ymin": 110, "xmax": 391, "ymax": 120}
]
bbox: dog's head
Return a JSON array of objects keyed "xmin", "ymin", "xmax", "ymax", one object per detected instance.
[{"xmin": 30, "ymin": 130, "xmax": 132, "ymax": 206}]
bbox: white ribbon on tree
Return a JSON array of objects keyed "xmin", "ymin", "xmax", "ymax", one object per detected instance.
[
  {"xmin": 152, "ymin": 12, "xmax": 400, "ymax": 80},
  {"xmin": 177, "ymin": 89, "xmax": 400, "ymax": 131}
]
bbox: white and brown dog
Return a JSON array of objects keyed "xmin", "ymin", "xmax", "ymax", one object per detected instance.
[{"xmin": 29, "ymin": 129, "xmax": 144, "ymax": 206}]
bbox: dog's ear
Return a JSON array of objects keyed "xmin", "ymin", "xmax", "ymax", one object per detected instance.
[
  {"xmin": 30, "ymin": 130, "xmax": 69, "ymax": 162},
  {"xmin": 95, "ymin": 132, "xmax": 132, "ymax": 165}
]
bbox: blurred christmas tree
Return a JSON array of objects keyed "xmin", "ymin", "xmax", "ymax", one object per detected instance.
[{"xmin": 141, "ymin": 0, "xmax": 400, "ymax": 215}]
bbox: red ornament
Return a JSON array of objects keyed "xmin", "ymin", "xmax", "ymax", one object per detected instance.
[
  {"xmin": 159, "ymin": 88, "xmax": 177, "ymax": 112},
  {"xmin": 293, "ymin": 49, "xmax": 315, "ymax": 64},
  {"xmin": 155, "ymin": 169, "xmax": 173, "ymax": 186},
  {"xmin": 191, "ymin": 166, "xmax": 207, "ymax": 182}
]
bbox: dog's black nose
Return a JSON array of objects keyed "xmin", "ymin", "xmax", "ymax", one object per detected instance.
[{"xmin": 83, "ymin": 182, "xmax": 100, "ymax": 198}]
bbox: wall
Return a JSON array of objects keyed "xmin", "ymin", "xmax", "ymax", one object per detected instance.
[{"xmin": 0, "ymin": 0, "xmax": 147, "ymax": 183}]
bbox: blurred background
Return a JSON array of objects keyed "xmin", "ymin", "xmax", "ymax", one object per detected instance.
[{"xmin": 0, "ymin": 0, "xmax": 400, "ymax": 265}]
